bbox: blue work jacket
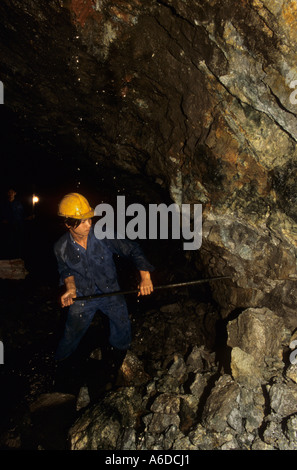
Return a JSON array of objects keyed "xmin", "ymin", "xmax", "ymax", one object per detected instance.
[{"xmin": 54, "ymin": 226, "xmax": 154, "ymax": 297}]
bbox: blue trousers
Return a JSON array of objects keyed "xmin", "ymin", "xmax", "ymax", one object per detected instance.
[{"xmin": 55, "ymin": 294, "xmax": 131, "ymax": 361}]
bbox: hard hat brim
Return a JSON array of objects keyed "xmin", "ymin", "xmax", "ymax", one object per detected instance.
[{"xmin": 58, "ymin": 208, "xmax": 94, "ymax": 219}]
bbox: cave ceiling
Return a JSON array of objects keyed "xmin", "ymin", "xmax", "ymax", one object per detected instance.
[{"xmin": 1, "ymin": 0, "xmax": 296, "ymax": 206}]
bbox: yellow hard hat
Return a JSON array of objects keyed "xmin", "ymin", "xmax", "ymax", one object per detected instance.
[{"xmin": 58, "ymin": 193, "xmax": 94, "ymax": 219}]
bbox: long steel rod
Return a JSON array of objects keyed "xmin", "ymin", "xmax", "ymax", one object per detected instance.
[{"xmin": 73, "ymin": 276, "xmax": 231, "ymax": 302}]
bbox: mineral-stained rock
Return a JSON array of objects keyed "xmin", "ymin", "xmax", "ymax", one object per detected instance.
[
  {"xmin": 142, "ymin": 392, "xmax": 182, "ymax": 435},
  {"xmin": 188, "ymin": 424, "xmax": 240, "ymax": 450},
  {"xmin": 171, "ymin": 434, "xmax": 197, "ymax": 451},
  {"xmin": 262, "ymin": 419, "xmax": 288, "ymax": 449},
  {"xmin": 251, "ymin": 438, "xmax": 275, "ymax": 451},
  {"xmin": 155, "ymin": 373, "xmax": 182, "ymax": 394},
  {"xmin": 143, "ymin": 412, "xmax": 180, "ymax": 435},
  {"xmin": 69, "ymin": 387, "xmax": 142, "ymax": 450},
  {"xmin": 284, "ymin": 414, "xmax": 297, "ymax": 449},
  {"xmin": 120, "ymin": 350, "xmax": 151, "ymax": 386},
  {"xmin": 150, "ymin": 393, "xmax": 180, "ymax": 415},
  {"xmin": 185, "ymin": 345, "xmax": 204, "ymax": 373},
  {"xmin": 117, "ymin": 428, "xmax": 137, "ymax": 451},
  {"xmin": 268, "ymin": 379, "xmax": 297, "ymax": 418},
  {"xmin": 76, "ymin": 386, "xmax": 90, "ymax": 411},
  {"xmin": 167, "ymin": 354, "xmax": 188, "ymax": 383},
  {"xmin": 238, "ymin": 386, "xmax": 265, "ymax": 433},
  {"xmin": 227, "ymin": 307, "xmax": 288, "ymax": 367},
  {"xmin": 187, "ymin": 424, "xmax": 214, "ymax": 450},
  {"xmin": 226, "ymin": 407, "xmax": 243, "ymax": 434},
  {"xmin": 189, "ymin": 371, "xmax": 211, "ymax": 401},
  {"xmin": 200, "ymin": 219, "xmax": 297, "ymax": 326},
  {"xmin": 230, "ymin": 347, "xmax": 263, "ymax": 387},
  {"xmin": 285, "ymin": 364, "xmax": 297, "ymax": 384},
  {"xmin": 179, "ymin": 394, "xmax": 199, "ymax": 433},
  {"xmin": 185, "ymin": 345, "xmax": 214, "ymax": 373},
  {"xmin": 202, "ymin": 374, "xmax": 240, "ymax": 433}
]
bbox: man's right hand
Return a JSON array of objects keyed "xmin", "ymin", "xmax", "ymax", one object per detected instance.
[
  {"xmin": 61, "ymin": 275, "xmax": 77, "ymax": 307},
  {"xmin": 61, "ymin": 289, "xmax": 76, "ymax": 307}
]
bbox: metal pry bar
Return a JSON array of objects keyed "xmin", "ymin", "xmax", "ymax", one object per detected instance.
[{"xmin": 73, "ymin": 276, "xmax": 231, "ymax": 302}]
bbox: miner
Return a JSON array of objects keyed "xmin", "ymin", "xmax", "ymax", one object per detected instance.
[{"xmin": 53, "ymin": 192, "xmax": 154, "ymax": 392}]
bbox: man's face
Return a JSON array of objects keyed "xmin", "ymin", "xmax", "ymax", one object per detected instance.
[
  {"xmin": 69, "ymin": 218, "xmax": 92, "ymax": 238},
  {"xmin": 8, "ymin": 189, "xmax": 16, "ymax": 201}
]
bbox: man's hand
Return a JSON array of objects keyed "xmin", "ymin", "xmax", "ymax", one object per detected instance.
[
  {"xmin": 61, "ymin": 289, "xmax": 76, "ymax": 307},
  {"xmin": 138, "ymin": 270, "xmax": 153, "ymax": 296},
  {"xmin": 61, "ymin": 275, "xmax": 76, "ymax": 307}
]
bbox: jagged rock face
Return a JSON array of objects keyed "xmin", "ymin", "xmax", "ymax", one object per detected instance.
[
  {"xmin": 66, "ymin": 307, "xmax": 297, "ymax": 450},
  {"xmin": 1, "ymin": 1, "xmax": 297, "ymax": 319}
]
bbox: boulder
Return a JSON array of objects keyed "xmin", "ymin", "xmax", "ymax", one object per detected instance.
[{"xmin": 227, "ymin": 307, "xmax": 288, "ymax": 367}]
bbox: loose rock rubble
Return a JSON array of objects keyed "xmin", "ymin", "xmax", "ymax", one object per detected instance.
[
  {"xmin": 1, "ymin": 294, "xmax": 297, "ymax": 451},
  {"xmin": 67, "ymin": 305, "xmax": 297, "ymax": 451}
]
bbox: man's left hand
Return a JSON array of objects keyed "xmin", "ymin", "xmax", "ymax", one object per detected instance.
[{"xmin": 138, "ymin": 271, "xmax": 154, "ymax": 296}]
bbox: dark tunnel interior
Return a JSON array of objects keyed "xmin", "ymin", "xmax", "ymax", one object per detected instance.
[{"xmin": 1, "ymin": 0, "xmax": 297, "ymax": 453}]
